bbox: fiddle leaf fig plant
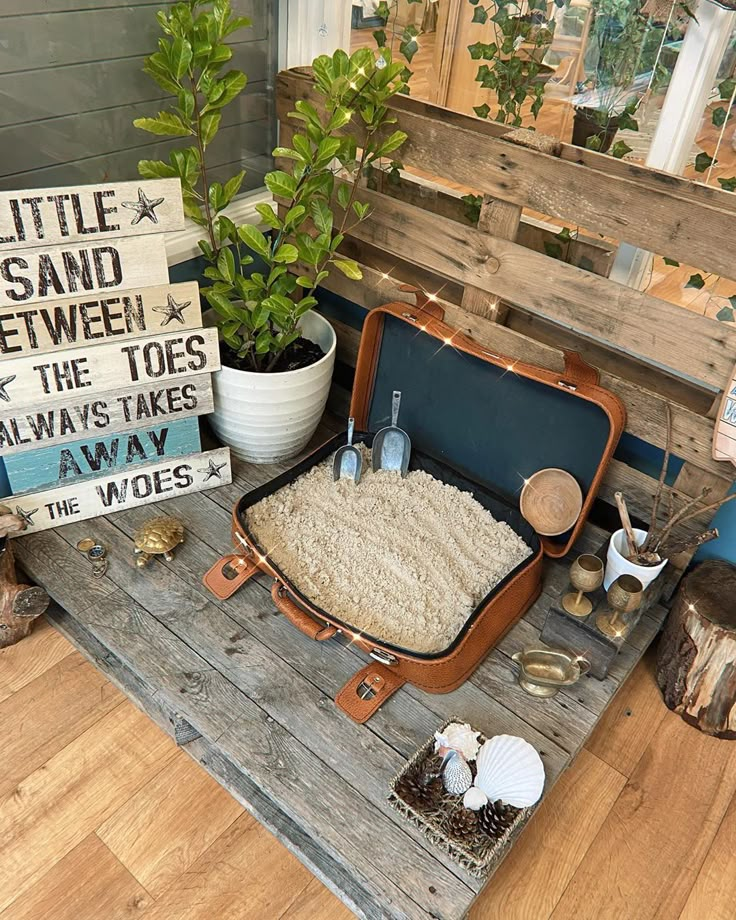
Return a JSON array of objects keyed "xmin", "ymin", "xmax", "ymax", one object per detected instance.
[{"xmin": 135, "ymin": 2, "xmax": 410, "ymax": 372}]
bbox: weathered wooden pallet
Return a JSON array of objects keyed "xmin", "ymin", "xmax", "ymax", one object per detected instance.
[{"xmin": 14, "ymin": 429, "xmax": 668, "ymax": 920}]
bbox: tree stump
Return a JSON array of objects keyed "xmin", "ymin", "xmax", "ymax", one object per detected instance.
[
  {"xmin": 0, "ymin": 506, "xmax": 49, "ymax": 648},
  {"xmin": 657, "ymin": 560, "xmax": 736, "ymax": 738}
]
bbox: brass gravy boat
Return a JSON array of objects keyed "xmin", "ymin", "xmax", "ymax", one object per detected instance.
[{"xmin": 512, "ymin": 647, "xmax": 590, "ymax": 698}]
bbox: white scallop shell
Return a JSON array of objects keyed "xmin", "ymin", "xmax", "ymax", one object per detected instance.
[
  {"xmin": 462, "ymin": 786, "xmax": 489, "ymax": 811},
  {"xmin": 434, "ymin": 722, "xmax": 481, "ymax": 761},
  {"xmin": 442, "ymin": 751, "xmax": 473, "ymax": 795},
  {"xmin": 474, "ymin": 735, "xmax": 545, "ymax": 808}
]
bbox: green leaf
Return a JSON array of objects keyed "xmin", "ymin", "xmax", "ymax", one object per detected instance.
[
  {"xmin": 716, "ymin": 306, "xmax": 735, "ymax": 323},
  {"xmin": 223, "ymin": 170, "xmax": 245, "ymax": 205},
  {"xmin": 694, "ymin": 152, "xmax": 715, "ymax": 173},
  {"xmin": 177, "ymin": 89, "xmax": 195, "ymax": 121},
  {"xmin": 295, "ymin": 296, "xmax": 318, "ymax": 317},
  {"xmin": 137, "ymin": 159, "xmax": 177, "ymax": 179},
  {"xmin": 544, "ymin": 241, "xmax": 563, "ymax": 260},
  {"xmin": 273, "ymin": 243, "xmax": 299, "ymax": 264},
  {"xmin": 473, "ymin": 103, "xmax": 491, "ymax": 119},
  {"xmin": 472, "ymin": 6, "xmax": 488, "ymax": 23},
  {"xmin": 205, "ymin": 290, "xmax": 237, "ymax": 319},
  {"xmin": 327, "ymin": 106, "xmax": 353, "ymax": 132},
  {"xmin": 292, "ymin": 134, "xmax": 313, "ymax": 162},
  {"xmin": 730, "ymin": 295, "xmax": 736, "ymax": 310},
  {"xmin": 170, "ymin": 37, "xmax": 193, "ymax": 79},
  {"xmin": 332, "ymin": 258, "xmax": 362, "ymax": 280},
  {"xmin": 718, "ymin": 176, "xmax": 736, "ymax": 192},
  {"xmin": 237, "ymin": 224, "xmax": 271, "ymax": 259},
  {"xmin": 617, "ymin": 111, "xmax": 638, "ymax": 132},
  {"xmin": 255, "ymin": 203, "xmax": 282, "ymax": 230},
  {"xmin": 663, "ymin": 258, "xmax": 680, "ymax": 267},
  {"xmin": 353, "ymin": 201, "xmax": 371, "ymax": 221},
  {"xmin": 373, "ymin": 29, "xmax": 387, "ymax": 47},
  {"xmin": 686, "ymin": 273, "xmax": 705, "ymax": 290},
  {"xmin": 399, "ymin": 38, "xmax": 418, "ymax": 63},
  {"xmin": 719, "ymin": 78, "xmax": 736, "ymax": 101},
  {"xmin": 284, "ymin": 204, "xmax": 306, "ymax": 226},
  {"xmin": 265, "ymin": 171, "xmax": 298, "ymax": 200},
  {"xmin": 375, "ymin": 130, "xmax": 408, "ymax": 158},
  {"xmin": 143, "ymin": 58, "xmax": 180, "ymax": 94},
  {"xmin": 295, "ymin": 276, "xmax": 314, "ymax": 288},
  {"xmin": 200, "ymin": 112, "xmax": 221, "ymax": 147},
  {"xmin": 337, "ymin": 184, "xmax": 351, "ymax": 210},
  {"xmin": 255, "ymin": 329, "xmax": 273, "ymax": 354},
  {"xmin": 133, "ymin": 112, "xmax": 191, "ymax": 137},
  {"xmin": 293, "ymin": 99, "xmax": 322, "ymax": 127},
  {"xmin": 217, "ymin": 246, "xmax": 236, "ymax": 282},
  {"xmin": 272, "ymin": 146, "xmax": 301, "ymax": 161},
  {"xmin": 309, "ymin": 199, "xmax": 333, "ymax": 235},
  {"xmin": 712, "ymin": 106, "xmax": 728, "ymax": 128},
  {"xmin": 314, "ymin": 137, "xmax": 341, "ymax": 169},
  {"xmin": 611, "ymin": 140, "xmax": 633, "ymax": 159}
]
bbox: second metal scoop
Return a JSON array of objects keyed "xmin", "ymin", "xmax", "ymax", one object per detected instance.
[
  {"xmin": 372, "ymin": 390, "xmax": 411, "ymax": 477},
  {"xmin": 333, "ymin": 418, "xmax": 363, "ymax": 483}
]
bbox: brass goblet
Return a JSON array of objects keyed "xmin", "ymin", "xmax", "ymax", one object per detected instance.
[
  {"xmin": 596, "ymin": 574, "xmax": 643, "ymax": 638},
  {"xmin": 562, "ymin": 554, "xmax": 605, "ymax": 617}
]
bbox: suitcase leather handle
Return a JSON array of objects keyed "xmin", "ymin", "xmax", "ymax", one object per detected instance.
[{"xmin": 271, "ymin": 581, "xmax": 338, "ymax": 641}]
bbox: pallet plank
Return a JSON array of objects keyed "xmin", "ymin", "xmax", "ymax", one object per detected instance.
[
  {"xmin": 7, "ymin": 447, "xmax": 231, "ymax": 534},
  {"xmin": 0, "ymin": 281, "xmax": 202, "ymax": 360},
  {"xmin": 5, "ymin": 416, "xmax": 201, "ymax": 494},
  {"xmin": 0, "ymin": 327, "xmax": 219, "ymax": 411},
  {"xmin": 278, "ymin": 70, "xmax": 736, "ymax": 281},
  {"xmin": 0, "ymin": 373, "xmax": 213, "ymax": 456},
  {"xmin": 0, "ymin": 234, "xmax": 170, "ymax": 308}
]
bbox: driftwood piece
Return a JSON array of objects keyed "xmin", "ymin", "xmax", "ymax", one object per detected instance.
[
  {"xmin": 657, "ymin": 560, "xmax": 736, "ymax": 738},
  {"xmin": 0, "ymin": 508, "xmax": 49, "ymax": 648}
]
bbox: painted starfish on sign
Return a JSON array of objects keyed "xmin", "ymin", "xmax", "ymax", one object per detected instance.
[
  {"xmin": 199, "ymin": 459, "xmax": 228, "ymax": 482},
  {"xmin": 15, "ymin": 505, "xmax": 38, "ymax": 527},
  {"xmin": 121, "ymin": 187, "xmax": 165, "ymax": 225},
  {"xmin": 153, "ymin": 294, "xmax": 192, "ymax": 326},
  {"xmin": 0, "ymin": 374, "xmax": 16, "ymax": 402}
]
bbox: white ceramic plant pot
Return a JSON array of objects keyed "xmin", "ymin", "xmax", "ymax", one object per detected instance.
[
  {"xmin": 210, "ymin": 311, "xmax": 336, "ymax": 464},
  {"xmin": 604, "ymin": 528, "xmax": 668, "ymax": 591}
]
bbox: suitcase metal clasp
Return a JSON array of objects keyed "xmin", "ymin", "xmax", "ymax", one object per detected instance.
[{"xmin": 370, "ymin": 648, "xmax": 397, "ymax": 666}]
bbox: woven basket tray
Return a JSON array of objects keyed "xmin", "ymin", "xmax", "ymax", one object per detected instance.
[{"xmin": 387, "ymin": 718, "xmax": 538, "ymax": 879}]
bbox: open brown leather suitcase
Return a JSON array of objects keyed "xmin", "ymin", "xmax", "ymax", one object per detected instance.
[{"xmin": 204, "ymin": 300, "xmax": 626, "ymax": 722}]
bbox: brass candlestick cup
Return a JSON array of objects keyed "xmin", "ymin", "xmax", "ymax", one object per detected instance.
[
  {"xmin": 562, "ymin": 554, "xmax": 604, "ymax": 617},
  {"xmin": 512, "ymin": 648, "xmax": 590, "ymax": 698},
  {"xmin": 596, "ymin": 574, "xmax": 643, "ymax": 638}
]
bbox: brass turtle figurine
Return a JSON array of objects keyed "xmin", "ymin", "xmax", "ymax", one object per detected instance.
[{"xmin": 133, "ymin": 516, "xmax": 185, "ymax": 567}]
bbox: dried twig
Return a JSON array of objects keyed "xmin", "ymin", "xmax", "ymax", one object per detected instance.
[
  {"xmin": 655, "ymin": 492, "xmax": 736, "ymax": 551},
  {"xmin": 645, "ymin": 403, "xmax": 672, "ymax": 552},
  {"xmin": 652, "ymin": 486, "xmax": 713, "ymax": 551},
  {"xmin": 659, "ymin": 528, "xmax": 719, "ymax": 557},
  {"xmin": 615, "ymin": 491, "xmax": 640, "ymax": 557}
]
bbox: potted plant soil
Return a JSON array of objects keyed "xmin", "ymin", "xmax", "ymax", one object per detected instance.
[{"xmin": 134, "ymin": 1, "xmax": 409, "ymax": 461}]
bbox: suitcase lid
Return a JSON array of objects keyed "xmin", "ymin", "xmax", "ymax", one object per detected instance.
[{"xmin": 349, "ymin": 299, "xmax": 626, "ymax": 558}]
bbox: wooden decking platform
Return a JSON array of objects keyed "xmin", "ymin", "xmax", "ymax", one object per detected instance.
[{"xmin": 14, "ymin": 426, "xmax": 668, "ymax": 920}]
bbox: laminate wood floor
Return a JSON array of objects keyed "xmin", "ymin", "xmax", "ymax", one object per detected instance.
[{"xmin": 2, "ymin": 618, "xmax": 736, "ymax": 919}]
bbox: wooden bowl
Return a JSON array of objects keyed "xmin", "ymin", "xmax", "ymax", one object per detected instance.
[{"xmin": 519, "ymin": 469, "xmax": 583, "ymax": 536}]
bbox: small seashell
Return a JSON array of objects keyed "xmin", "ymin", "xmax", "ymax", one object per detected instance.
[
  {"xmin": 463, "ymin": 786, "xmax": 489, "ymax": 810},
  {"xmin": 442, "ymin": 750, "xmax": 473, "ymax": 795},
  {"xmin": 434, "ymin": 722, "xmax": 481, "ymax": 761},
  {"xmin": 474, "ymin": 735, "xmax": 545, "ymax": 808}
]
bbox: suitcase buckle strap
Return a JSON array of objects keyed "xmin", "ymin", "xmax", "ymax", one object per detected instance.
[
  {"xmin": 336, "ymin": 663, "xmax": 406, "ymax": 723},
  {"xmin": 202, "ymin": 553, "xmax": 258, "ymax": 600}
]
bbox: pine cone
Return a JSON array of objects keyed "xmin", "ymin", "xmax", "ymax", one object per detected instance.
[
  {"xmin": 445, "ymin": 806, "xmax": 478, "ymax": 844},
  {"xmin": 478, "ymin": 800, "xmax": 520, "ymax": 839},
  {"xmin": 396, "ymin": 773, "xmax": 443, "ymax": 811}
]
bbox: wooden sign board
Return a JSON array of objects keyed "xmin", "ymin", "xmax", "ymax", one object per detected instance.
[
  {"xmin": 0, "ymin": 328, "xmax": 219, "ymax": 411},
  {"xmin": 0, "ymin": 179, "xmax": 184, "ymax": 251},
  {"xmin": 0, "ymin": 234, "xmax": 170, "ymax": 308},
  {"xmin": 0, "ymin": 373, "xmax": 213, "ymax": 457},
  {"xmin": 5, "ymin": 417, "xmax": 201, "ymax": 495},
  {"xmin": 713, "ymin": 370, "xmax": 736, "ymax": 468},
  {"xmin": 0, "ymin": 281, "xmax": 202, "ymax": 359},
  {"xmin": 7, "ymin": 447, "xmax": 231, "ymax": 535}
]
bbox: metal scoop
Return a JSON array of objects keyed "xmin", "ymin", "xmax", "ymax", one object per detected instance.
[
  {"xmin": 372, "ymin": 390, "xmax": 411, "ymax": 477},
  {"xmin": 333, "ymin": 417, "xmax": 363, "ymax": 483}
]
